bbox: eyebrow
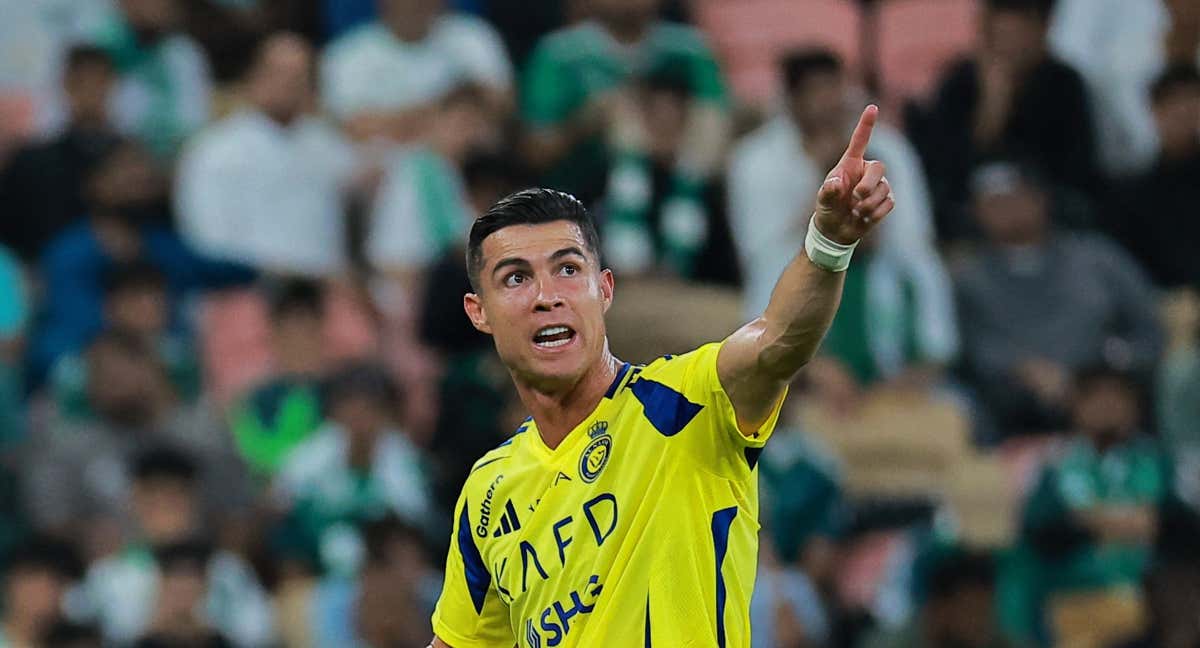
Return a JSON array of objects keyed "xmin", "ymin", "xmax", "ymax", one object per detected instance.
[{"xmin": 490, "ymin": 247, "xmax": 589, "ymax": 280}]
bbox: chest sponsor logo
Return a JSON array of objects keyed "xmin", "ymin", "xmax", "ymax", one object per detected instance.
[{"xmin": 579, "ymin": 421, "xmax": 611, "ymax": 483}]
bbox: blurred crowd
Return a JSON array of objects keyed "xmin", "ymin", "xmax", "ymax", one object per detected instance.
[{"xmin": 0, "ymin": 0, "xmax": 1197, "ymax": 646}]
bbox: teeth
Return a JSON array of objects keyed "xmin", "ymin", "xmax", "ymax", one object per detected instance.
[
  {"xmin": 537, "ymin": 326, "xmax": 569, "ymax": 336},
  {"xmin": 536, "ymin": 337, "xmax": 572, "ymax": 348}
]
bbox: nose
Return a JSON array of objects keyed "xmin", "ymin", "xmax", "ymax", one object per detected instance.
[{"xmin": 533, "ymin": 277, "xmax": 564, "ymax": 312}]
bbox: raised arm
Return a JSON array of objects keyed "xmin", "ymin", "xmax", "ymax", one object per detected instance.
[{"xmin": 717, "ymin": 106, "xmax": 895, "ymax": 432}]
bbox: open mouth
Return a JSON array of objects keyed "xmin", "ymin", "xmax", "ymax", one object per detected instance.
[{"xmin": 533, "ymin": 325, "xmax": 577, "ymax": 349}]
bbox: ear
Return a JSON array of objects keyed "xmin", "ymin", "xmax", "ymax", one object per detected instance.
[
  {"xmin": 599, "ymin": 268, "xmax": 615, "ymax": 314},
  {"xmin": 463, "ymin": 292, "xmax": 492, "ymax": 334}
]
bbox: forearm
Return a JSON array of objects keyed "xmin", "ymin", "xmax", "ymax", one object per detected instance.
[{"xmin": 755, "ymin": 252, "xmax": 846, "ymax": 381}]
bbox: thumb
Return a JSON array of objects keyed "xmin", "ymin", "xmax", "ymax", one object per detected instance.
[{"xmin": 817, "ymin": 174, "xmax": 844, "ymax": 209}]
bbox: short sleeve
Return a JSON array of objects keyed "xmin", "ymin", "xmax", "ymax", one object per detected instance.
[
  {"xmin": 635, "ymin": 342, "xmax": 786, "ymax": 479},
  {"xmin": 432, "ymin": 487, "xmax": 515, "ymax": 647}
]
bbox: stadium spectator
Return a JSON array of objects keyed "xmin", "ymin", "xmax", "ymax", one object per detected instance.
[
  {"xmin": 367, "ymin": 83, "xmax": 497, "ymax": 286},
  {"xmin": 90, "ymin": 0, "xmax": 213, "ymax": 157},
  {"xmin": 1050, "ymin": 0, "xmax": 1200, "ymax": 178},
  {"xmin": 274, "ymin": 363, "xmax": 434, "ymax": 576},
  {"xmin": 0, "ymin": 245, "xmax": 26, "ymax": 445},
  {"xmin": 311, "ymin": 516, "xmax": 438, "ymax": 646},
  {"xmin": 28, "ymin": 139, "xmax": 252, "ymax": 385},
  {"xmin": 859, "ymin": 548, "xmax": 1013, "ymax": 648},
  {"xmin": 601, "ymin": 61, "xmax": 741, "ymax": 283},
  {"xmin": 750, "ymin": 404, "xmax": 846, "ymax": 648},
  {"xmin": 520, "ymin": 0, "xmax": 730, "ymax": 207},
  {"xmin": 131, "ymin": 541, "xmax": 233, "ymax": 648},
  {"xmin": 0, "ymin": 538, "xmax": 82, "ymax": 648},
  {"xmin": 1160, "ymin": 289, "xmax": 1200, "ymax": 509},
  {"xmin": 1110, "ymin": 64, "xmax": 1200, "ymax": 288},
  {"xmin": 920, "ymin": 0, "xmax": 1097, "ymax": 242},
  {"xmin": 1021, "ymin": 367, "xmax": 1172, "ymax": 648},
  {"xmin": 0, "ymin": 46, "xmax": 120, "ymax": 263},
  {"xmin": 730, "ymin": 51, "xmax": 956, "ymax": 386},
  {"xmin": 77, "ymin": 448, "xmax": 275, "ymax": 646},
  {"xmin": 320, "ymin": 0, "xmax": 512, "ymax": 143},
  {"xmin": 50, "ymin": 262, "xmax": 201, "ymax": 421},
  {"xmin": 175, "ymin": 33, "xmax": 362, "ymax": 278},
  {"xmin": 21, "ymin": 329, "xmax": 251, "ymax": 546},
  {"xmin": 229, "ymin": 280, "xmax": 328, "ymax": 478},
  {"xmin": 954, "ymin": 160, "xmax": 1162, "ymax": 439}
]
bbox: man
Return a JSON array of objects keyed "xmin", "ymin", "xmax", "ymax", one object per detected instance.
[
  {"xmin": 521, "ymin": 0, "xmax": 730, "ymax": 208},
  {"xmin": 0, "ymin": 45, "xmax": 120, "ymax": 263},
  {"xmin": 954, "ymin": 160, "xmax": 1161, "ymax": 440},
  {"xmin": 1112, "ymin": 64, "xmax": 1200, "ymax": 288},
  {"xmin": 175, "ymin": 33, "xmax": 359, "ymax": 278},
  {"xmin": 320, "ymin": 0, "xmax": 512, "ymax": 143},
  {"xmin": 428, "ymin": 106, "xmax": 894, "ymax": 647},
  {"xmin": 729, "ymin": 49, "xmax": 955, "ymax": 387},
  {"xmin": 0, "ymin": 538, "xmax": 82, "ymax": 648},
  {"xmin": 1022, "ymin": 367, "xmax": 1173, "ymax": 647},
  {"xmin": 90, "ymin": 0, "xmax": 212, "ymax": 157},
  {"xmin": 921, "ymin": 0, "xmax": 1096, "ymax": 241}
]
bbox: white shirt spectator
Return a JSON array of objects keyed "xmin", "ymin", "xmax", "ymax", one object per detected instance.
[
  {"xmin": 175, "ymin": 109, "xmax": 358, "ymax": 276},
  {"xmin": 320, "ymin": 14, "xmax": 512, "ymax": 120},
  {"xmin": 1050, "ymin": 0, "xmax": 1200, "ymax": 177},
  {"xmin": 728, "ymin": 114, "xmax": 942, "ymax": 317},
  {"xmin": 367, "ymin": 146, "xmax": 472, "ymax": 272}
]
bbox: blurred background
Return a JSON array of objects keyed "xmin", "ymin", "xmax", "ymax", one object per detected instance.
[{"xmin": 0, "ymin": 0, "xmax": 1197, "ymax": 646}]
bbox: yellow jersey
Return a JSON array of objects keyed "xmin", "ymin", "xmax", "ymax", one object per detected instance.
[{"xmin": 432, "ymin": 342, "xmax": 785, "ymax": 647}]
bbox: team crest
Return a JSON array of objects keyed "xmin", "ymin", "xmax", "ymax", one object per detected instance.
[{"xmin": 579, "ymin": 421, "xmax": 612, "ymax": 483}]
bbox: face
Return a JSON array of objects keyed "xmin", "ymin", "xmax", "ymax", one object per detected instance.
[
  {"xmin": 982, "ymin": 8, "xmax": 1046, "ymax": 69},
  {"xmin": 107, "ymin": 286, "xmax": 168, "ymax": 336},
  {"xmin": 249, "ymin": 35, "xmax": 313, "ymax": 124},
  {"xmin": 156, "ymin": 564, "xmax": 206, "ymax": 621},
  {"xmin": 119, "ymin": 0, "xmax": 179, "ymax": 34},
  {"xmin": 272, "ymin": 310, "xmax": 324, "ymax": 372},
  {"xmin": 378, "ymin": 0, "xmax": 442, "ymax": 40},
  {"xmin": 590, "ymin": 0, "xmax": 660, "ymax": 28},
  {"xmin": 789, "ymin": 71, "xmax": 846, "ymax": 133},
  {"xmin": 1153, "ymin": 85, "xmax": 1200, "ymax": 158},
  {"xmin": 1074, "ymin": 378, "xmax": 1139, "ymax": 443},
  {"xmin": 89, "ymin": 145, "xmax": 164, "ymax": 215},
  {"xmin": 432, "ymin": 96, "xmax": 495, "ymax": 161},
  {"xmin": 330, "ymin": 394, "xmax": 390, "ymax": 439},
  {"xmin": 974, "ymin": 182, "xmax": 1048, "ymax": 245},
  {"xmin": 87, "ymin": 343, "xmax": 161, "ymax": 426},
  {"xmin": 465, "ymin": 221, "xmax": 613, "ymax": 392},
  {"xmin": 641, "ymin": 87, "xmax": 688, "ymax": 159},
  {"xmin": 132, "ymin": 477, "xmax": 197, "ymax": 544},
  {"xmin": 5, "ymin": 568, "xmax": 64, "ymax": 629},
  {"xmin": 65, "ymin": 61, "xmax": 115, "ymax": 124},
  {"xmin": 930, "ymin": 585, "xmax": 998, "ymax": 648}
]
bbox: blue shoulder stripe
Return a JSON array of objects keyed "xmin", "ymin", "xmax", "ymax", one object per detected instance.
[
  {"xmin": 629, "ymin": 378, "xmax": 704, "ymax": 437},
  {"xmin": 457, "ymin": 500, "xmax": 490, "ymax": 614}
]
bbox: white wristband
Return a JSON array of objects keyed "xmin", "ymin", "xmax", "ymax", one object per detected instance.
[{"xmin": 804, "ymin": 218, "xmax": 859, "ymax": 272}]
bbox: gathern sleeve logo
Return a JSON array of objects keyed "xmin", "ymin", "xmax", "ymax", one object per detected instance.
[
  {"xmin": 579, "ymin": 421, "xmax": 612, "ymax": 483},
  {"xmin": 476, "ymin": 474, "xmax": 504, "ymax": 538}
]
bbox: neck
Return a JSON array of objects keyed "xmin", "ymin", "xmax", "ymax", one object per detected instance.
[{"xmin": 514, "ymin": 348, "xmax": 621, "ymax": 449}]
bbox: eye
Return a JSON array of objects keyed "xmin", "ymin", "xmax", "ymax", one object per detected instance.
[
  {"xmin": 503, "ymin": 272, "xmax": 526, "ymax": 288},
  {"xmin": 559, "ymin": 264, "xmax": 579, "ymax": 277}
]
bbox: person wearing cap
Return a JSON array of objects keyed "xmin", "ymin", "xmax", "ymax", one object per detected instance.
[{"xmin": 954, "ymin": 160, "xmax": 1162, "ymax": 440}]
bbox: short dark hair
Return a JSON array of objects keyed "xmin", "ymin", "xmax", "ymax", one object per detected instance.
[
  {"xmin": 132, "ymin": 446, "xmax": 199, "ymax": 484},
  {"xmin": 5, "ymin": 536, "xmax": 84, "ymax": 582},
  {"xmin": 466, "ymin": 188, "xmax": 600, "ymax": 291},
  {"xmin": 267, "ymin": 278, "xmax": 324, "ymax": 321},
  {"xmin": 322, "ymin": 362, "xmax": 401, "ymax": 412},
  {"xmin": 103, "ymin": 261, "xmax": 166, "ymax": 299},
  {"xmin": 65, "ymin": 45, "xmax": 114, "ymax": 75},
  {"xmin": 985, "ymin": 0, "xmax": 1056, "ymax": 17},
  {"xmin": 1152, "ymin": 63, "xmax": 1200, "ymax": 104},
  {"xmin": 781, "ymin": 48, "xmax": 843, "ymax": 96}
]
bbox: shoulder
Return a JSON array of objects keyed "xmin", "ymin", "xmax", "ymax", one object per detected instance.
[
  {"xmin": 649, "ymin": 21, "xmax": 716, "ymax": 56},
  {"xmin": 459, "ymin": 421, "xmax": 530, "ymax": 494},
  {"xmin": 435, "ymin": 13, "xmax": 503, "ymax": 41},
  {"xmin": 323, "ymin": 23, "xmax": 387, "ymax": 64},
  {"xmin": 529, "ymin": 22, "xmax": 602, "ymax": 63}
]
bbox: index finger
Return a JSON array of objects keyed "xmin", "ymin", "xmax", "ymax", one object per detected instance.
[{"xmin": 842, "ymin": 104, "xmax": 878, "ymax": 160}]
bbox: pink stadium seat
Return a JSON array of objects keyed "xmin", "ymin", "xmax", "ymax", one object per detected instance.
[
  {"xmin": 877, "ymin": 0, "xmax": 980, "ymax": 104},
  {"xmin": 695, "ymin": 0, "xmax": 862, "ymax": 105}
]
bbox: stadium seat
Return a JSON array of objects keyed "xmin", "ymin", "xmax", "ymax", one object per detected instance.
[
  {"xmin": 945, "ymin": 453, "xmax": 1019, "ymax": 547},
  {"xmin": 877, "ymin": 0, "xmax": 980, "ymax": 105},
  {"xmin": 695, "ymin": 0, "xmax": 862, "ymax": 105}
]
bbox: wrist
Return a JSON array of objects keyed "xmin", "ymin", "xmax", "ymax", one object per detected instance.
[{"xmin": 804, "ymin": 217, "xmax": 859, "ymax": 272}]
